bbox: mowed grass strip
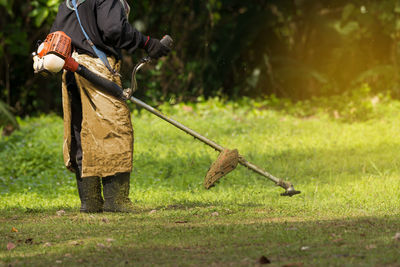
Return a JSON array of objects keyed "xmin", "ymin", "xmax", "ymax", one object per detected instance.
[{"xmin": 1, "ymin": 98, "xmax": 400, "ymax": 266}]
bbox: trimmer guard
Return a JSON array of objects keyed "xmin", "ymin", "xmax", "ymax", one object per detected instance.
[{"xmin": 204, "ymin": 149, "xmax": 239, "ymax": 189}]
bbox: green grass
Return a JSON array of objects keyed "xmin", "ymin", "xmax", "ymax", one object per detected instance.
[{"xmin": 1, "ymin": 98, "xmax": 400, "ymax": 266}]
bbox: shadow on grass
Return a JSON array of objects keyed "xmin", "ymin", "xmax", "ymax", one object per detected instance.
[
  {"xmin": 0, "ymin": 200, "xmax": 264, "ymax": 216},
  {"xmin": 155, "ymin": 201, "xmax": 264, "ymax": 211},
  {"xmin": 1, "ymin": 214, "xmax": 400, "ymax": 266}
]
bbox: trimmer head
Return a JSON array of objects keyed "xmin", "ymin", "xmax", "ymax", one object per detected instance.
[
  {"xmin": 280, "ymin": 184, "xmax": 301, "ymax": 197},
  {"xmin": 204, "ymin": 149, "xmax": 239, "ymax": 189}
]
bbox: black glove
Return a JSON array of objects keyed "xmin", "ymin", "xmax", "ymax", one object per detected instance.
[{"xmin": 145, "ymin": 37, "xmax": 171, "ymax": 59}]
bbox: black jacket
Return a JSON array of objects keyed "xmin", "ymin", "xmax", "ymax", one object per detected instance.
[{"xmin": 50, "ymin": 0, "xmax": 147, "ymax": 60}]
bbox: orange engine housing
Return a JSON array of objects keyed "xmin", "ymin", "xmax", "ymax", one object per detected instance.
[{"xmin": 38, "ymin": 31, "xmax": 72, "ymax": 59}]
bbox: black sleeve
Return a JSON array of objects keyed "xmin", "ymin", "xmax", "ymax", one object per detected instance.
[{"xmin": 96, "ymin": 0, "xmax": 147, "ymax": 54}]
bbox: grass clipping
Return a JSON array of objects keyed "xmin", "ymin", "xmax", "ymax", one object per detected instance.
[{"xmin": 204, "ymin": 148, "xmax": 239, "ymax": 189}]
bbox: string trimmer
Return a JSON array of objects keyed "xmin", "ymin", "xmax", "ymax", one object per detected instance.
[
  {"xmin": 33, "ymin": 31, "xmax": 301, "ymax": 197},
  {"xmin": 129, "ymin": 62, "xmax": 300, "ymax": 196}
]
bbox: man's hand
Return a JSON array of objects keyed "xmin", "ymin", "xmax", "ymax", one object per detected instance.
[{"xmin": 145, "ymin": 37, "xmax": 171, "ymax": 59}]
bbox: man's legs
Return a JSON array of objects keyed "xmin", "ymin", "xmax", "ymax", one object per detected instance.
[
  {"xmin": 66, "ymin": 71, "xmax": 103, "ymax": 213},
  {"xmin": 75, "ymin": 172, "xmax": 103, "ymax": 213},
  {"xmin": 102, "ymin": 172, "xmax": 136, "ymax": 213}
]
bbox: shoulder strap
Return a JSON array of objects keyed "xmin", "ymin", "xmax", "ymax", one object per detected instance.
[
  {"xmin": 70, "ymin": 0, "xmax": 118, "ymax": 75},
  {"xmin": 119, "ymin": 0, "xmax": 130, "ymax": 18},
  {"xmin": 66, "ymin": 0, "xmax": 86, "ymax": 10}
]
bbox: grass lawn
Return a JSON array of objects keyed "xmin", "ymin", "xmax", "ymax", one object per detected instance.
[{"xmin": 1, "ymin": 98, "xmax": 400, "ymax": 266}]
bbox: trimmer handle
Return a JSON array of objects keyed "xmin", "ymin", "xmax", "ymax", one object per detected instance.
[
  {"xmin": 160, "ymin": 35, "xmax": 174, "ymax": 49},
  {"xmin": 126, "ymin": 34, "xmax": 173, "ymax": 98}
]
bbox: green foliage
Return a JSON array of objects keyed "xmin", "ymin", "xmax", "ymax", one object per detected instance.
[
  {"xmin": 29, "ymin": 0, "xmax": 60, "ymax": 27},
  {"xmin": 0, "ymin": 0, "xmax": 62, "ymax": 118},
  {"xmin": 2, "ymin": 0, "xmax": 400, "ymax": 115},
  {"xmin": 0, "ymin": 115, "xmax": 72, "ymax": 194},
  {"xmin": 0, "ymin": 0, "xmax": 14, "ymax": 15},
  {"xmin": 0, "ymin": 100, "xmax": 19, "ymax": 128},
  {"xmin": 258, "ymin": 84, "xmax": 392, "ymax": 123}
]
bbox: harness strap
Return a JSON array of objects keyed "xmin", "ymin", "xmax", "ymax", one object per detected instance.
[
  {"xmin": 67, "ymin": 0, "xmax": 130, "ymax": 15},
  {"xmin": 71, "ymin": 0, "xmax": 118, "ymax": 76},
  {"xmin": 66, "ymin": 0, "xmax": 86, "ymax": 10}
]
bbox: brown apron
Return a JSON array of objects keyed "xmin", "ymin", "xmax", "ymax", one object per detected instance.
[{"xmin": 62, "ymin": 52, "xmax": 133, "ymax": 178}]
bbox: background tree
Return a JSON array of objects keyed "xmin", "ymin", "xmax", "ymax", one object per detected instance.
[{"xmin": 0, "ymin": 0, "xmax": 399, "ymax": 120}]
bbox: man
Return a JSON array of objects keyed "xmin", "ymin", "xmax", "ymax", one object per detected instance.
[{"xmin": 50, "ymin": 0, "xmax": 170, "ymax": 213}]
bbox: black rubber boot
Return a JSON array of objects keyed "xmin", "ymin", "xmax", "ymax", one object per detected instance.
[
  {"xmin": 76, "ymin": 174, "xmax": 104, "ymax": 213},
  {"xmin": 102, "ymin": 173, "xmax": 136, "ymax": 213}
]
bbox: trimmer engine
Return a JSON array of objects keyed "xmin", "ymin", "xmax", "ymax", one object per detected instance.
[{"xmin": 33, "ymin": 31, "xmax": 72, "ymax": 75}]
